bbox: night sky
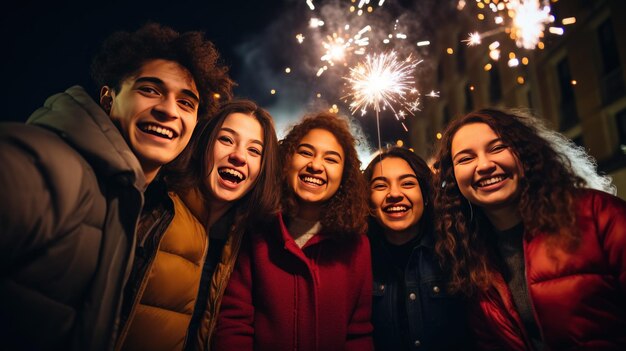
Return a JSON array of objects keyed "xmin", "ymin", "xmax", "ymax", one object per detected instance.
[{"xmin": 1, "ymin": 0, "xmax": 442, "ymax": 158}]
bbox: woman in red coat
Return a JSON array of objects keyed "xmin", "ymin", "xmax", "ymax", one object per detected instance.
[
  {"xmin": 433, "ymin": 109, "xmax": 626, "ymax": 350},
  {"xmin": 214, "ymin": 112, "xmax": 373, "ymax": 351}
]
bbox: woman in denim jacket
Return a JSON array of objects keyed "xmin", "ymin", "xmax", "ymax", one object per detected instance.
[{"xmin": 364, "ymin": 147, "xmax": 473, "ymax": 351}]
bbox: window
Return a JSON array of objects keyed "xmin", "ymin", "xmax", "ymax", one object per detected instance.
[
  {"xmin": 489, "ymin": 64, "xmax": 502, "ymax": 103},
  {"xmin": 597, "ymin": 18, "xmax": 625, "ymax": 104},
  {"xmin": 457, "ymin": 33, "xmax": 466, "ymax": 74},
  {"xmin": 437, "ymin": 59, "xmax": 444, "ymax": 83},
  {"xmin": 556, "ymin": 57, "xmax": 579, "ymax": 130},
  {"xmin": 443, "ymin": 104, "xmax": 451, "ymax": 127},
  {"xmin": 465, "ymin": 83, "xmax": 474, "ymax": 112},
  {"xmin": 617, "ymin": 108, "xmax": 626, "ymax": 153}
]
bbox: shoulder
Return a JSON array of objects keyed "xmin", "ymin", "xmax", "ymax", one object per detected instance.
[
  {"xmin": 576, "ymin": 188, "xmax": 626, "ymax": 216},
  {"xmin": 0, "ymin": 123, "xmax": 92, "ymax": 188},
  {"xmin": 0, "ymin": 123, "xmax": 103, "ymax": 261}
]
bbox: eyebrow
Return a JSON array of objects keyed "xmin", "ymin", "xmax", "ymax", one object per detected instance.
[
  {"xmin": 299, "ymin": 143, "xmax": 343, "ymax": 160},
  {"xmin": 221, "ymin": 127, "xmax": 264, "ymax": 147},
  {"xmin": 452, "ymin": 137, "xmax": 503, "ymax": 161},
  {"xmin": 370, "ymin": 174, "xmax": 418, "ymax": 184},
  {"xmin": 135, "ymin": 76, "xmax": 200, "ymax": 103}
]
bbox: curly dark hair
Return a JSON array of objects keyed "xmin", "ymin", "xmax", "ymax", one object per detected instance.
[
  {"xmin": 279, "ymin": 112, "xmax": 369, "ymax": 240},
  {"xmin": 165, "ymin": 99, "xmax": 281, "ymax": 226},
  {"xmin": 433, "ymin": 109, "xmax": 586, "ymax": 296},
  {"xmin": 363, "ymin": 146, "xmax": 434, "ymax": 238},
  {"xmin": 91, "ymin": 22, "xmax": 234, "ymax": 120}
]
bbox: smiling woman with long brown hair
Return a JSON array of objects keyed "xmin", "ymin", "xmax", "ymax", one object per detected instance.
[
  {"xmin": 433, "ymin": 108, "xmax": 626, "ymax": 350},
  {"xmin": 214, "ymin": 112, "xmax": 373, "ymax": 351}
]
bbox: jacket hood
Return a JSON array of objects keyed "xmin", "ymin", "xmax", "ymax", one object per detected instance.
[{"xmin": 27, "ymin": 85, "xmax": 145, "ymax": 190}]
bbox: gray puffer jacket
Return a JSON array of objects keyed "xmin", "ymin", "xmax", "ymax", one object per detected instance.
[{"xmin": 0, "ymin": 86, "xmax": 145, "ymax": 350}]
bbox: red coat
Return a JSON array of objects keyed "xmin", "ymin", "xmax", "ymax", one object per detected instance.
[
  {"xmin": 213, "ymin": 213, "xmax": 374, "ymax": 351},
  {"xmin": 471, "ymin": 189, "xmax": 626, "ymax": 350}
]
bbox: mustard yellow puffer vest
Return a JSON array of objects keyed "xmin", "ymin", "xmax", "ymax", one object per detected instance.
[{"xmin": 118, "ymin": 192, "xmax": 207, "ymax": 351}]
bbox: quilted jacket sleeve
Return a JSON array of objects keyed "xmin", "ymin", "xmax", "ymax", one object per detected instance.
[
  {"xmin": 592, "ymin": 190, "xmax": 626, "ymax": 295},
  {"xmin": 0, "ymin": 124, "xmax": 90, "ymax": 268}
]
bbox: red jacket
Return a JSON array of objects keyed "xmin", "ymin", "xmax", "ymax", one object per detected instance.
[
  {"xmin": 213, "ymin": 213, "xmax": 374, "ymax": 351},
  {"xmin": 471, "ymin": 189, "xmax": 626, "ymax": 350}
]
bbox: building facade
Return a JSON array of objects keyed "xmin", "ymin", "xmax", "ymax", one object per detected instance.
[{"xmin": 414, "ymin": 0, "xmax": 626, "ymax": 199}]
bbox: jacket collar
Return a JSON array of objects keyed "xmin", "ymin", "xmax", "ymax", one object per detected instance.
[
  {"xmin": 369, "ymin": 220, "xmax": 434, "ymax": 250},
  {"xmin": 27, "ymin": 85, "xmax": 145, "ymax": 190}
]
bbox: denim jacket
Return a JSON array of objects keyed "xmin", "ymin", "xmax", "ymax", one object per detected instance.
[{"xmin": 369, "ymin": 229, "xmax": 473, "ymax": 351}]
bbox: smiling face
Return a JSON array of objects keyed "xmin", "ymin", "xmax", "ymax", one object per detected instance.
[
  {"xmin": 451, "ymin": 122, "xmax": 522, "ymax": 214},
  {"xmin": 369, "ymin": 157, "xmax": 424, "ymax": 240},
  {"xmin": 287, "ymin": 128, "xmax": 345, "ymax": 211},
  {"xmin": 103, "ymin": 59, "xmax": 200, "ymax": 183},
  {"xmin": 205, "ymin": 112, "xmax": 264, "ymax": 205}
]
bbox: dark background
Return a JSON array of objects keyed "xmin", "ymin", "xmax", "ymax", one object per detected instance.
[{"xmin": 1, "ymin": 0, "xmax": 441, "ymax": 153}]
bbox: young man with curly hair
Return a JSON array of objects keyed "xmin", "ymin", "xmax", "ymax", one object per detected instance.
[{"xmin": 0, "ymin": 23, "xmax": 233, "ymax": 350}]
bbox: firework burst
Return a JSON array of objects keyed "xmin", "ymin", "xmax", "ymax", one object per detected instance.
[
  {"xmin": 345, "ymin": 51, "xmax": 420, "ymax": 116},
  {"xmin": 344, "ymin": 51, "xmax": 422, "ymax": 149},
  {"xmin": 461, "ymin": 0, "xmax": 575, "ymax": 66}
]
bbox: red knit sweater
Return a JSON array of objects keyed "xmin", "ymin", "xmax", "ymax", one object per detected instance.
[{"xmin": 213, "ymin": 213, "xmax": 374, "ymax": 351}]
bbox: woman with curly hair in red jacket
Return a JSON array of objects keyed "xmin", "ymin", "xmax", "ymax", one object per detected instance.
[
  {"xmin": 214, "ymin": 112, "xmax": 373, "ymax": 351},
  {"xmin": 433, "ymin": 108, "xmax": 626, "ymax": 350}
]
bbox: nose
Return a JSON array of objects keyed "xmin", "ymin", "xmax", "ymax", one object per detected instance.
[
  {"xmin": 306, "ymin": 157, "xmax": 323, "ymax": 173},
  {"xmin": 228, "ymin": 147, "xmax": 247, "ymax": 167},
  {"xmin": 153, "ymin": 95, "xmax": 179, "ymax": 120},
  {"xmin": 476, "ymin": 154, "xmax": 496, "ymax": 174},
  {"xmin": 386, "ymin": 184, "xmax": 403, "ymax": 203}
]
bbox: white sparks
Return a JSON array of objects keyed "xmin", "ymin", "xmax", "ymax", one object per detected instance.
[
  {"xmin": 306, "ymin": 0, "xmax": 315, "ymax": 10},
  {"xmin": 508, "ymin": 0, "xmax": 553, "ymax": 49},
  {"xmin": 464, "ymin": 32, "xmax": 482, "ymax": 46},
  {"xmin": 344, "ymin": 51, "xmax": 418, "ymax": 115},
  {"xmin": 416, "ymin": 40, "xmax": 430, "ymax": 47},
  {"xmin": 310, "ymin": 18, "xmax": 324, "ymax": 28},
  {"xmin": 562, "ymin": 17, "xmax": 576, "ymax": 25},
  {"xmin": 549, "ymin": 27, "xmax": 564, "ymax": 35},
  {"xmin": 489, "ymin": 49, "xmax": 501, "ymax": 61}
]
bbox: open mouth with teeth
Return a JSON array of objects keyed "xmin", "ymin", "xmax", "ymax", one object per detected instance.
[
  {"xmin": 300, "ymin": 175, "xmax": 326, "ymax": 186},
  {"xmin": 219, "ymin": 167, "xmax": 245, "ymax": 183},
  {"xmin": 383, "ymin": 205, "xmax": 410, "ymax": 213},
  {"xmin": 475, "ymin": 175, "xmax": 508, "ymax": 188},
  {"xmin": 139, "ymin": 123, "xmax": 177, "ymax": 140}
]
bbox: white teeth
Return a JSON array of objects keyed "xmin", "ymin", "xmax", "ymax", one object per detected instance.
[
  {"xmin": 384, "ymin": 206, "xmax": 407, "ymax": 213},
  {"xmin": 302, "ymin": 176, "xmax": 324, "ymax": 185},
  {"xmin": 144, "ymin": 124, "xmax": 174, "ymax": 139},
  {"xmin": 220, "ymin": 168, "xmax": 244, "ymax": 180},
  {"xmin": 478, "ymin": 176, "xmax": 504, "ymax": 187}
]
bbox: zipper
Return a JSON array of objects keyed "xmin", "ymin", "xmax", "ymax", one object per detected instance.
[
  {"xmin": 523, "ymin": 234, "xmax": 547, "ymax": 350},
  {"xmin": 205, "ymin": 224, "xmax": 244, "ymax": 350},
  {"xmin": 115, "ymin": 205, "xmax": 173, "ymax": 350}
]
